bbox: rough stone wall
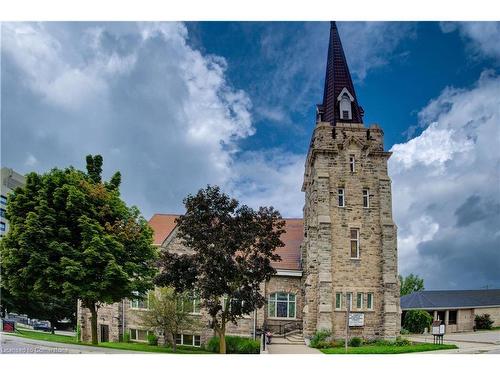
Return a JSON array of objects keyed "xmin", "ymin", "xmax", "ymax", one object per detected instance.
[
  {"xmin": 78, "ymin": 301, "xmax": 122, "ymax": 343},
  {"xmin": 302, "ymin": 121, "xmax": 400, "ymax": 340}
]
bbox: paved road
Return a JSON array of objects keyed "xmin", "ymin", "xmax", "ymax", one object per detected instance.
[
  {"xmin": 407, "ymin": 331, "xmax": 500, "ymax": 354},
  {"xmin": 0, "ymin": 333, "xmax": 142, "ymax": 354}
]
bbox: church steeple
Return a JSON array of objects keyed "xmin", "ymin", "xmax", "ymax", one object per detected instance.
[{"xmin": 318, "ymin": 21, "xmax": 364, "ymax": 125}]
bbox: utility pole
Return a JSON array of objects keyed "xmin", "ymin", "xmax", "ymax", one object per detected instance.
[{"xmin": 345, "ymin": 292, "xmax": 350, "ymax": 353}]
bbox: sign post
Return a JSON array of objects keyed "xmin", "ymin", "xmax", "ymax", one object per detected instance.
[{"xmin": 345, "ymin": 293, "xmax": 350, "ymax": 353}]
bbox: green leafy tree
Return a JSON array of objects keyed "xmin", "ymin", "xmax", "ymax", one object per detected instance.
[
  {"xmin": 403, "ymin": 310, "xmax": 433, "ymax": 333},
  {"xmin": 140, "ymin": 287, "xmax": 200, "ymax": 352},
  {"xmin": 399, "ymin": 273, "xmax": 425, "ymax": 296},
  {"xmin": 0, "ymin": 155, "xmax": 157, "ymax": 344},
  {"xmin": 154, "ymin": 185, "xmax": 285, "ymax": 354}
]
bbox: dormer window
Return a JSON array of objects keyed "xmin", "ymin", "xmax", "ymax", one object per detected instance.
[{"xmin": 337, "ymin": 88, "xmax": 354, "ymax": 121}]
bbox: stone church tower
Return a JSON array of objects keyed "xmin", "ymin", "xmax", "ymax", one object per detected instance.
[{"xmin": 301, "ymin": 22, "xmax": 400, "ymax": 340}]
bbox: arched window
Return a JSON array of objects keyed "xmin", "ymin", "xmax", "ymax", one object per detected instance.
[{"xmin": 268, "ymin": 292, "xmax": 296, "ymax": 318}]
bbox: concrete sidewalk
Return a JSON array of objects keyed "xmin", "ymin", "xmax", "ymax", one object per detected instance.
[{"xmin": 267, "ymin": 342, "xmax": 322, "ymax": 354}]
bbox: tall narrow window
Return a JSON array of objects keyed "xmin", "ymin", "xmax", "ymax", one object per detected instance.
[
  {"xmin": 350, "ymin": 229, "xmax": 359, "ymax": 259},
  {"xmin": 356, "ymin": 293, "xmax": 363, "ymax": 309},
  {"xmin": 363, "ymin": 189, "xmax": 370, "ymax": 208},
  {"xmin": 338, "ymin": 188, "xmax": 345, "ymax": 207},
  {"xmin": 335, "ymin": 293, "xmax": 342, "ymax": 309},
  {"xmin": 349, "ymin": 155, "xmax": 355, "ymax": 172},
  {"xmin": 367, "ymin": 293, "xmax": 374, "ymax": 310},
  {"xmin": 346, "ymin": 292, "xmax": 353, "ymax": 310}
]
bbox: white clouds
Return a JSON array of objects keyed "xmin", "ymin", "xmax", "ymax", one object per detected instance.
[
  {"xmin": 440, "ymin": 22, "xmax": 500, "ymax": 61},
  {"xmin": 2, "ymin": 22, "xmax": 306, "ymax": 221},
  {"xmin": 2, "ymin": 23, "xmax": 107, "ymax": 110},
  {"xmin": 231, "ymin": 150, "xmax": 305, "ymax": 217},
  {"xmin": 390, "ymin": 72, "xmax": 500, "ymax": 288}
]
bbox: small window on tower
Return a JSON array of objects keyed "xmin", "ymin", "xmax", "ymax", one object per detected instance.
[
  {"xmin": 350, "ymin": 229, "xmax": 359, "ymax": 259},
  {"xmin": 363, "ymin": 189, "xmax": 370, "ymax": 208},
  {"xmin": 349, "ymin": 155, "xmax": 355, "ymax": 172},
  {"xmin": 357, "ymin": 293, "xmax": 363, "ymax": 309},
  {"xmin": 342, "ymin": 110, "xmax": 349, "ymax": 119},
  {"xmin": 338, "ymin": 188, "xmax": 345, "ymax": 207}
]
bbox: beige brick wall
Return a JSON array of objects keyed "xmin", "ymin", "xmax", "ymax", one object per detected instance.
[
  {"xmin": 474, "ymin": 307, "xmax": 500, "ymax": 328},
  {"xmin": 302, "ymin": 121, "xmax": 400, "ymax": 340}
]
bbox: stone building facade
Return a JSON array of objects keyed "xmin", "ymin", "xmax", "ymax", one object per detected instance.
[{"xmin": 78, "ymin": 21, "xmax": 400, "ymax": 345}]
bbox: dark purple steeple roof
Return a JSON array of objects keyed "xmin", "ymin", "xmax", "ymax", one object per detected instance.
[{"xmin": 320, "ymin": 21, "xmax": 363, "ymax": 125}]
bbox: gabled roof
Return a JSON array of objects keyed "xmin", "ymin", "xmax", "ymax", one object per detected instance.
[
  {"xmin": 148, "ymin": 214, "xmax": 303, "ymax": 271},
  {"xmin": 401, "ymin": 289, "xmax": 500, "ymax": 310},
  {"xmin": 149, "ymin": 214, "xmax": 180, "ymax": 246},
  {"xmin": 321, "ymin": 21, "xmax": 363, "ymax": 125}
]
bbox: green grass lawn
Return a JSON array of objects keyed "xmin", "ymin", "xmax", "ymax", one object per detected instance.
[
  {"xmin": 320, "ymin": 343, "xmax": 457, "ymax": 354},
  {"xmin": 13, "ymin": 329, "xmax": 211, "ymax": 354}
]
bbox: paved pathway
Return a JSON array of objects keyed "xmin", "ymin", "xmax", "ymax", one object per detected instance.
[
  {"xmin": 266, "ymin": 337, "xmax": 322, "ymax": 354},
  {"xmin": 0, "ymin": 333, "xmax": 142, "ymax": 354},
  {"xmin": 407, "ymin": 331, "xmax": 500, "ymax": 354}
]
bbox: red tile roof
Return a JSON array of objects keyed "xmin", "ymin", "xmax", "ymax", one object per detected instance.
[
  {"xmin": 148, "ymin": 214, "xmax": 303, "ymax": 271},
  {"xmin": 149, "ymin": 214, "xmax": 180, "ymax": 246}
]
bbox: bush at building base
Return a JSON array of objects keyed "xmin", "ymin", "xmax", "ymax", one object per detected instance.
[
  {"xmin": 475, "ymin": 314, "xmax": 494, "ymax": 330},
  {"xmin": 403, "ymin": 310, "xmax": 433, "ymax": 333},
  {"xmin": 206, "ymin": 336, "xmax": 260, "ymax": 354}
]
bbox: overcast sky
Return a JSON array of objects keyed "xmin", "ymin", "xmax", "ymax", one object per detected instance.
[{"xmin": 1, "ymin": 22, "xmax": 499, "ymax": 290}]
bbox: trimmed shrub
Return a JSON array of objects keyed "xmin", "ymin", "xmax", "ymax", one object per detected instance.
[
  {"xmin": 310, "ymin": 329, "xmax": 331, "ymax": 348},
  {"xmin": 349, "ymin": 337, "xmax": 363, "ymax": 347},
  {"xmin": 206, "ymin": 335, "xmax": 260, "ymax": 354},
  {"xmin": 475, "ymin": 314, "xmax": 494, "ymax": 330},
  {"xmin": 403, "ymin": 310, "xmax": 433, "ymax": 333},
  {"xmin": 394, "ymin": 336, "xmax": 411, "ymax": 346},
  {"xmin": 122, "ymin": 331, "xmax": 130, "ymax": 343},
  {"xmin": 400, "ymin": 328, "xmax": 410, "ymax": 335},
  {"xmin": 147, "ymin": 333, "xmax": 158, "ymax": 346}
]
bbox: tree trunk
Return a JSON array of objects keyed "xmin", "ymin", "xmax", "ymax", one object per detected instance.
[
  {"xmin": 171, "ymin": 332, "xmax": 177, "ymax": 353},
  {"xmin": 218, "ymin": 322, "xmax": 226, "ymax": 354},
  {"xmin": 89, "ymin": 302, "xmax": 98, "ymax": 345}
]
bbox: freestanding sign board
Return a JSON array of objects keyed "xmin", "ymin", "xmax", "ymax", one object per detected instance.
[
  {"xmin": 349, "ymin": 313, "xmax": 365, "ymax": 327},
  {"xmin": 431, "ymin": 320, "xmax": 445, "ymax": 344}
]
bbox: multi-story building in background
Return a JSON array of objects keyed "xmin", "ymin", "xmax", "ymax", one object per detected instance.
[{"xmin": 0, "ymin": 167, "xmax": 26, "ymax": 238}]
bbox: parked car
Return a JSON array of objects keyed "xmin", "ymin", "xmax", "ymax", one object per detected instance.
[{"xmin": 33, "ymin": 323, "xmax": 52, "ymax": 332}]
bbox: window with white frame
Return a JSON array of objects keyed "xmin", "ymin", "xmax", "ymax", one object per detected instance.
[
  {"xmin": 0, "ymin": 195, "xmax": 7, "ymax": 205},
  {"xmin": 356, "ymin": 292, "xmax": 363, "ymax": 309},
  {"xmin": 349, "ymin": 155, "xmax": 355, "ymax": 172},
  {"xmin": 350, "ymin": 229, "xmax": 360, "ymax": 259},
  {"xmin": 176, "ymin": 333, "xmax": 201, "ymax": 347},
  {"xmin": 268, "ymin": 292, "xmax": 296, "ymax": 318},
  {"xmin": 179, "ymin": 292, "xmax": 200, "ymax": 314},
  {"xmin": 129, "ymin": 328, "xmax": 150, "ymax": 342},
  {"xmin": 363, "ymin": 189, "xmax": 370, "ymax": 208},
  {"xmin": 0, "ymin": 222, "xmax": 5, "ymax": 232},
  {"xmin": 0, "ymin": 208, "xmax": 5, "ymax": 218},
  {"xmin": 338, "ymin": 188, "xmax": 345, "ymax": 207},
  {"xmin": 130, "ymin": 291, "xmax": 149, "ymax": 309},
  {"xmin": 335, "ymin": 293, "xmax": 342, "ymax": 309},
  {"xmin": 367, "ymin": 293, "xmax": 374, "ymax": 310},
  {"xmin": 346, "ymin": 292, "xmax": 353, "ymax": 310}
]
